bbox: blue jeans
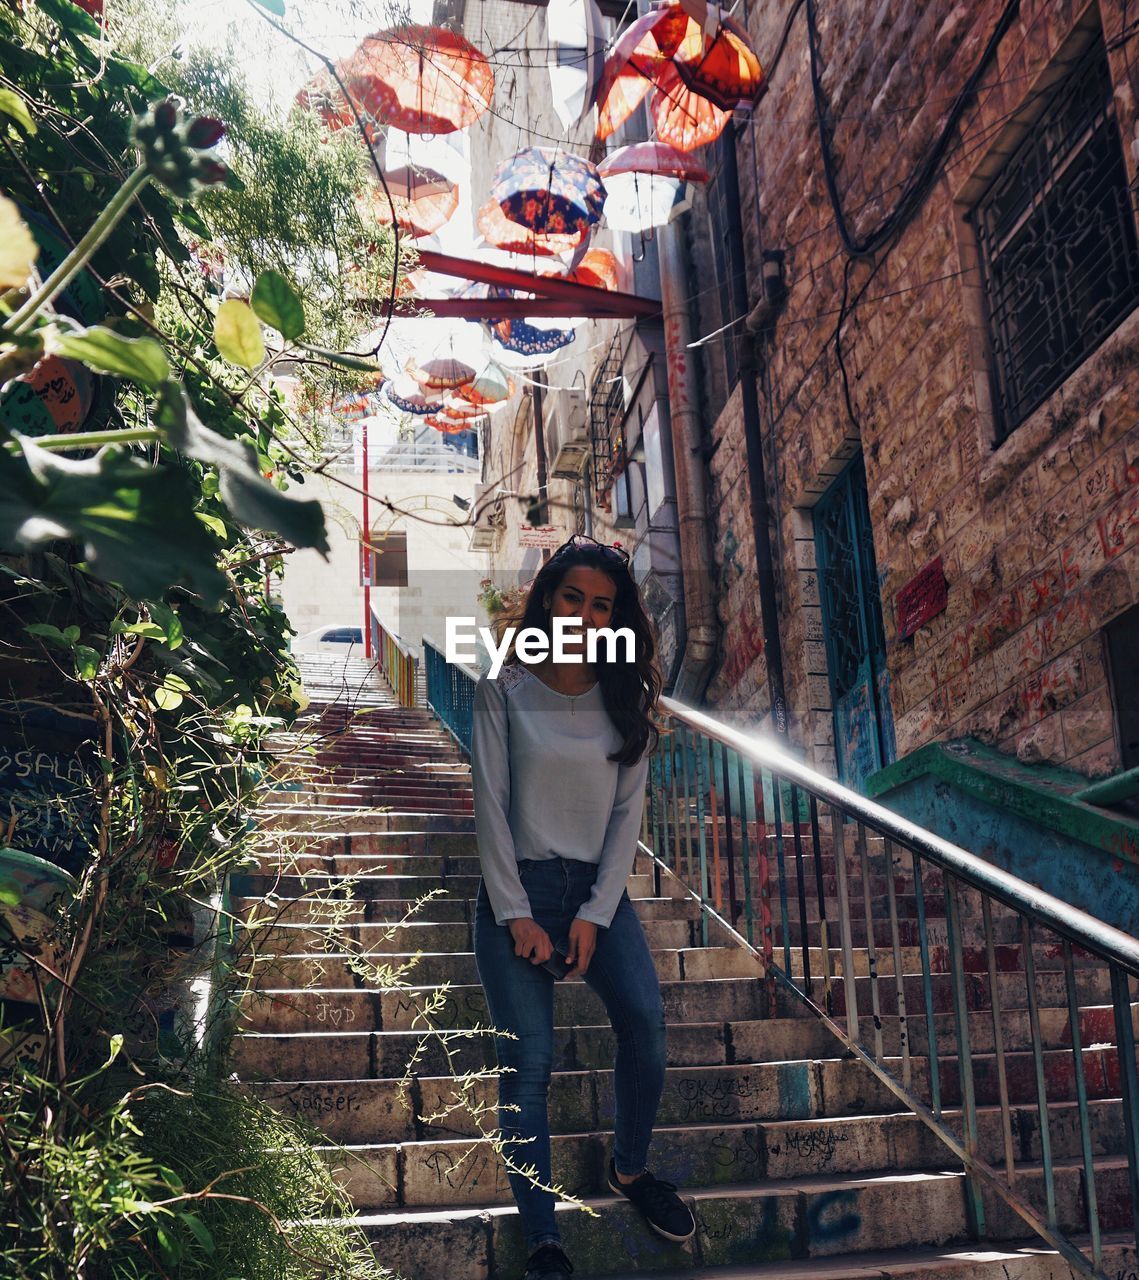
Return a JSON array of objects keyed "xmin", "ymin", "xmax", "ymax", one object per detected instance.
[{"xmin": 473, "ymin": 855, "xmax": 667, "ymax": 1252}]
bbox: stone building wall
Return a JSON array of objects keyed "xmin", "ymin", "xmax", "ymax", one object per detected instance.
[{"xmin": 702, "ymin": 0, "xmax": 1139, "ymax": 778}]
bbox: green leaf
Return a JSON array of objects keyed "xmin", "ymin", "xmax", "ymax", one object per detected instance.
[
  {"xmin": 157, "ymin": 385, "xmax": 329, "ymax": 555},
  {"xmin": 214, "ymin": 300, "xmax": 266, "ymax": 369},
  {"xmin": 0, "ymin": 438, "xmax": 227, "ymax": 605},
  {"xmin": 113, "ymin": 621, "xmax": 166, "ymax": 638},
  {"xmin": 73, "ymin": 645, "xmax": 100, "ymax": 679},
  {"xmin": 149, "ymin": 601, "xmax": 184, "ymax": 650},
  {"xmin": 62, "ymin": 625, "xmax": 80, "ymax": 646},
  {"xmin": 178, "ymin": 1212, "xmax": 215, "ymax": 1256},
  {"xmin": 24, "ymin": 623, "xmax": 68, "ymax": 646},
  {"xmin": 197, "ymin": 512, "xmax": 228, "ymax": 538},
  {"xmin": 0, "ymin": 877, "xmax": 20, "ymax": 907},
  {"xmin": 297, "ymin": 341, "xmax": 383, "ymax": 373},
  {"xmin": 48, "ymin": 327, "xmax": 170, "ymax": 389},
  {"xmin": 0, "ymin": 88, "xmax": 36, "ymax": 135},
  {"xmin": 251, "ymin": 270, "xmax": 306, "ymax": 341},
  {"xmin": 155, "ymin": 673, "xmax": 190, "ymax": 711}
]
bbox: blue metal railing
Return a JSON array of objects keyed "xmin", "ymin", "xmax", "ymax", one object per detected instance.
[
  {"xmin": 422, "ymin": 636, "xmax": 480, "ymax": 754},
  {"xmin": 422, "ymin": 647, "xmax": 1139, "ymax": 1276}
]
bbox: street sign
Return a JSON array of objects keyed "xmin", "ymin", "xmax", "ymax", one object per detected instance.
[{"xmin": 518, "ymin": 524, "xmax": 562, "ymax": 549}]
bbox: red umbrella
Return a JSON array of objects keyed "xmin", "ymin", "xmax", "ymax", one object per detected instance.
[
  {"xmin": 651, "ymin": 61, "xmax": 731, "ymax": 151},
  {"xmin": 593, "ymin": 4, "xmax": 698, "ymax": 142},
  {"xmin": 424, "ymin": 414, "xmax": 473, "ymax": 434},
  {"xmin": 674, "ymin": 10, "xmax": 764, "ymax": 110},
  {"xmin": 298, "ymin": 25, "xmax": 493, "ymax": 140},
  {"xmin": 476, "ymin": 200, "xmax": 588, "ymax": 256},
  {"xmin": 439, "ymin": 394, "xmax": 485, "ymax": 421},
  {"xmin": 566, "ymin": 248, "xmax": 621, "ymax": 292},
  {"xmin": 599, "ymin": 140, "xmax": 710, "ymax": 183},
  {"xmin": 361, "ymin": 165, "xmax": 459, "ymax": 238}
]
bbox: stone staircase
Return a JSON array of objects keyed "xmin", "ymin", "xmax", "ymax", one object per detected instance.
[{"xmin": 230, "ymin": 657, "xmax": 1137, "ymax": 1279}]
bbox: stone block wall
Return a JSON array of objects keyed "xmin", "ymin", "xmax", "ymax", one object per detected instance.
[{"xmin": 702, "ymin": 0, "xmax": 1138, "ymax": 777}]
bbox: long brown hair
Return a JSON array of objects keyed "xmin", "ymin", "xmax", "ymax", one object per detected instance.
[{"xmin": 489, "ymin": 541, "xmax": 665, "ymax": 766}]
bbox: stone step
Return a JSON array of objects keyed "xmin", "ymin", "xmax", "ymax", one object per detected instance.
[
  {"xmin": 314, "ymin": 1098, "xmax": 1128, "ymax": 1211},
  {"xmin": 238, "ymin": 976, "xmax": 782, "ymax": 1034},
  {"xmin": 232, "ymin": 1016, "xmax": 841, "ymax": 1081},
  {"xmin": 240, "ymin": 899, "xmax": 699, "ymax": 948},
  {"xmin": 345, "ymin": 1167, "xmax": 1063, "ymax": 1279},
  {"xmin": 243, "ymin": 944, "xmax": 764, "ymax": 989},
  {"xmin": 255, "ymin": 811, "xmax": 477, "ymax": 834}
]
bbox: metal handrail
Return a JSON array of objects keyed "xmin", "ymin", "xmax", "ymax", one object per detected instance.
[
  {"xmin": 421, "ymin": 653, "xmax": 1139, "ymax": 1274},
  {"xmin": 662, "ymin": 697, "xmax": 1139, "ymax": 978},
  {"xmin": 653, "ymin": 693, "xmax": 1139, "ymax": 1278},
  {"xmin": 373, "ymin": 613, "xmax": 419, "ymax": 708}
]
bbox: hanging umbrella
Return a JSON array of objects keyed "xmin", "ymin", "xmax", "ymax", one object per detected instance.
[
  {"xmin": 674, "ymin": 9, "xmax": 764, "ymax": 110},
  {"xmin": 491, "ymin": 318, "xmax": 575, "ymax": 362},
  {"xmin": 566, "ymin": 247, "xmax": 620, "ymax": 291},
  {"xmin": 424, "ymin": 414, "xmax": 474, "ymax": 434},
  {"xmin": 476, "ymin": 200, "xmax": 588, "ymax": 256},
  {"xmin": 383, "ymin": 374, "xmax": 445, "ymax": 414},
  {"xmin": 598, "ymin": 141, "xmax": 709, "ymax": 230},
  {"xmin": 299, "ymin": 25, "xmax": 494, "ymax": 141},
  {"xmin": 549, "ymin": 0, "xmax": 607, "ymax": 130},
  {"xmin": 439, "ymin": 394, "xmax": 485, "ymax": 421},
  {"xmin": 490, "ymin": 147, "xmax": 606, "ymax": 239},
  {"xmin": 462, "ymin": 360, "xmax": 516, "ymax": 406},
  {"xmin": 651, "ymin": 61, "xmax": 731, "ymax": 151},
  {"xmin": 593, "ymin": 4, "xmax": 698, "ymax": 142},
  {"xmin": 361, "ymin": 165, "xmax": 459, "ymax": 238},
  {"xmin": 409, "ymin": 355, "xmax": 477, "ymax": 389}
]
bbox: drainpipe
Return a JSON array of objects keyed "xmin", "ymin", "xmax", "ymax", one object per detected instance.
[
  {"xmin": 532, "ymin": 374, "xmax": 551, "ymax": 563},
  {"xmin": 720, "ymin": 122, "xmax": 789, "ymax": 737},
  {"xmin": 657, "ymin": 217, "xmax": 720, "ymax": 704}
]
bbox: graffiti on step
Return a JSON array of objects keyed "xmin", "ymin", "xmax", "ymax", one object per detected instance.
[
  {"xmin": 769, "ymin": 1125, "xmax": 849, "ymax": 1168},
  {"xmin": 809, "ymin": 1188, "xmax": 860, "ymax": 1242},
  {"xmin": 710, "ymin": 1129, "xmax": 761, "ymax": 1170},
  {"xmin": 393, "ymin": 990, "xmax": 487, "ymax": 1029},
  {"xmin": 314, "ymin": 997, "xmax": 358, "ymax": 1027},
  {"xmin": 676, "ymin": 1073, "xmax": 760, "ymax": 1120},
  {"xmin": 422, "ymin": 1148, "xmax": 508, "ymax": 1195},
  {"xmin": 695, "ymin": 1188, "xmax": 859, "ymax": 1251},
  {"xmin": 293, "ymin": 1090, "xmax": 360, "ymax": 1114}
]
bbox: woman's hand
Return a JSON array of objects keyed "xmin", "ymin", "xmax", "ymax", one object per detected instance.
[
  {"xmin": 564, "ymin": 918, "xmax": 598, "ymax": 977},
  {"xmin": 508, "ymin": 916, "xmax": 554, "ymax": 965}
]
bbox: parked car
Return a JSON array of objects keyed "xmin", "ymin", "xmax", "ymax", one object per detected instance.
[{"xmin": 289, "ymin": 624, "xmax": 364, "ymax": 653}]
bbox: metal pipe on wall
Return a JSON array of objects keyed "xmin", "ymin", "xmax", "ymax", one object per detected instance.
[
  {"xmin": 720, "ymin": 121, "xmax": 790, "ymax": 737},
  {"xmin": 656, "ymin": 217, "xmax": 720, "ymax": 704}
]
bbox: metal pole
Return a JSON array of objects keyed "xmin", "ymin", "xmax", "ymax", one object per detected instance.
[
  {"xmin": 362, "ymin": 416, "xmax": 372, "ymax": 659},
  {"xmin": 719, "ymin": 123, "xmax": 789, "ymax": 737}
]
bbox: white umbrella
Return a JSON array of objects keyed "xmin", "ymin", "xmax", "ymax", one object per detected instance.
[{"xmin": 548, "ymin": 0, "xmax": 608, "ymax": 131}]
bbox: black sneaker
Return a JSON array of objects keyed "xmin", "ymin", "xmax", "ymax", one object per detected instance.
[
  {"xmin": 607, "ymin": 1158, "xmax": 696, "ymax": 1242},
  {"xmin": 523, "ymin": 1241, "xmax": 573, "ymax": 1280}
]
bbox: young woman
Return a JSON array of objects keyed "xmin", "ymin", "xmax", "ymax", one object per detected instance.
[{"xmin": 469, "ymin": 534, "xmax": 696, "ymax": 1280}]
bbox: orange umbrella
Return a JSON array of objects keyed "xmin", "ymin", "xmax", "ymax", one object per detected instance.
[
  {"xmin": 674, "ymin": 10, "xmax": 764, "ymax": 110},
  {"xmin": 593, "ymin": 4, "xmax": 699, "ymax": 142},
  {"xmin": 439, "ymin": 394, "xmax": 485, "ymax": 421},
  {"xmin": 298, "ymin": 25, "xmax": 493, "ymax": 140},
  {"xmin": 651, "ymin": 61, "xmax": 731, "ymax": 151},
  {"xmin": 424, "ymin": 414, "xmax": 474, "ymax": 434},
  {"xmin": 476, "ymin": 200, "xmax": 588, "ymax": 256},
  {"xmin": 567, "ymin": 248, "xmax": 621, "ymax": 292},
  {"xmin": 361, "ymin": 165, "xmax": 459, "ymax": 238},
  {"xmin": 462, "ymin": 361, "xmax": 516, "ymax": 406}
]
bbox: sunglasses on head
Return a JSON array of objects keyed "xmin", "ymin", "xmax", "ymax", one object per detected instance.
[{"xmin": 551, "ymin": 534, "xmax": 631, "ymax": 566}]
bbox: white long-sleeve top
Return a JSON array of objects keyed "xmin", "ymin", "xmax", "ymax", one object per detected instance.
[{"xmin": 469, "ymin": 662, "xmax": 651, "ymax": 929}]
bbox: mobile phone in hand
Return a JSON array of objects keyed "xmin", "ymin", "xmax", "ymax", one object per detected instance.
[{"xmin": 541, "ymin": 944, "xmax": 572, "ymax": 980}]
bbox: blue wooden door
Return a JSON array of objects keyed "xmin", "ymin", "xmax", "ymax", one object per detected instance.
[{"xmin": 813, "ymin": 456, "xmax": 896, "ymax": 790}]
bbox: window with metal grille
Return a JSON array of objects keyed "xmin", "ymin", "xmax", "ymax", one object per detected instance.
[
  {"xmin": 589, "ymin": 333, "xmax": 626, "ymax": 504},
  {"xmin": 969, "ymin": 34, "xmax": 1139, "ymax": 443}
]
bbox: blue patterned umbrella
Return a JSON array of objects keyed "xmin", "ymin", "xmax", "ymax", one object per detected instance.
[
  {"xmin": 382, "ymin": 375, "xmax": 445, "ymax": 415},
  {"xmin": 490, "ymin": 147, "xmax": 606, "ymax": 239},
  {"xmin": 491, "ymin": 317, "xmax": 575, "ymax": 360}
]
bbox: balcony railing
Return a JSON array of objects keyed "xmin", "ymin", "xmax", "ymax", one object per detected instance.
[
  {"xmin": 424, "ymin": 650, "xmax": 1139, "ymax": 1279},
  {"xmin": 372, "ymin": 613, "xmax": 419, "ymax": 708}
]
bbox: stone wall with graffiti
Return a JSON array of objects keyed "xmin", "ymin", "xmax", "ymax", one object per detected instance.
[{"xmin": 697, "ymin": 0, "xmax": 1138, "ymax": 777}]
